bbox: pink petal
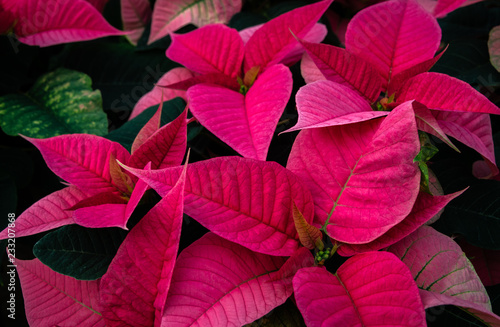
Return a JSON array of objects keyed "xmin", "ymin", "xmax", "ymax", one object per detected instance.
[
  {"xmin": 25, "ymin": 134, "xmax": 130, "ymax": 194},
  {"xmin": 121, "ymin": 156, "xmax": 315, "ymax": 256},
  {"xmin": 345, "ymin": 0, "xmax": 441, "ymax": 88},
  {"xmin": 73, "ymin": 203, "xmax": 128, "ymax": 229},
  {"xmin": 293, "ymin": 252, "xmax": 426, "ymax": 327},
  {"xmin": 68, "ymin": 191, "xmax": 127, "ymax": 210},
  {"xmin": 283, "ymin": 80, "xmax": 387, "ymax": 133},
  {"xmin": 158, "ymin": 72, "xmax": 240, "ymax": 92},
  {"xmin": 100, "ymin": 162, "xmax": 186, "ymax": 327},
  {"xmin": 148, "ymin": 0, "xmax": 242, "ymax": 44},
  {"xmin": 121, "ymin": 0, "xmax": 151, "ymax": 45},
  {"xmin": 300, "ymin": 52, "xmax": 326, "ymax": 84},
  {"xmin": 287, "ymin": 101, "xmax": 421, "ymax": 243},
  {"xmin": 162, "ymin": 232, "xmax": 292, "ymax": 326},
  {"xmin": 129, "ymin": 109, "xmax": 187, "ymax": 169},
  {"xmin": 131, "ymin": 105, "xmax": 162, "ymax": 155},
  {"xmin": 0, "ymin": 186, "xmax": 91, "ymax": 240},
  {"xmin": 420, "ymin": 290, "xmax": 500, "ymax": 326},
  {"xmin": 166, "ymin": 24, "xmax": 244, "ymax": 78},
  {"xmin": 244, "ymin": 0, "xmax": 333, "ymax": 71},
  {"xmin": 387, "ymin": 47, "xmax": 446, "ymax": 96},
  {"xmin": 13, "ymin": 0, "xmax": 124, "ymax": 47},
  {"xmin": 124, "ymin": 165, "xmax": 150, "ymax": 219},
  {"xmin": 271, "ymin": 247, "xmax": 315, "ymax": 282},
  {"xmin": 388, "ymin": 226, "xmax": 491, "ymax": 310},
  {"xmin": 459, "ymin": 240, "xmax": 500, "ymax": 287},
  {"xmin": 413, "ymin": 101, "xmax": 458, "ymax": 151},
  {"xmin": 129, "ymin": 67, "xmax": 194, "ymax": 120},
  {"xmin": 433, "ymin": 0, "xmax": 469, "ymax": 18},
  {"xmin": 396, "ymin": 72, "xmax": 500, "ymax": 115},
  {"xmin": 75, "ymin": 162, "xmax": 151, "ymax": 229},
  {"xmin": 338, "ymin": 190, "xmax": 464, "ymax": 256},
  {"xmin": 299, "ymin": 40, "xmax": 384, "ymax": 102},
  {"xmin": 433, "ymin": 110, "xmax": 498, "ymax": 173},
  {"xmin": 187, "ymin": 64, "xmax": 292, "ymax": 161},
  {"xmin": 14, "ymin": 258, "xmax": 104, "ymax": 326}
]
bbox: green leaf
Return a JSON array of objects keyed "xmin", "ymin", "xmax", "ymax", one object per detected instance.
[
  {"xmin": 53, "ymin": 40, "xmax": 179, "ymax": 118},
  {"xmin": 105, "ymin": 97, "xmax": 201, "ymax": 151},
  {"xmin": 0, "ymin": 68, "xmax": 107, "ymax": 138},
  {"xmin": 33, "ymin": 224, "xmax": 127, "ymax": 280},
  {"xmin": 415, "ymin": 132, "xmax": 439, "ymax": 194}
]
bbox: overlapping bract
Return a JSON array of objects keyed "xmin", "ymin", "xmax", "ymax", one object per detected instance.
[
  {"xmin": 0, "ymin": 107, "xmax": 187, "ymax": 236},
  {"xmin": 290, "ymin": 0, "xmax": 500, "ymax": 175},
  {"xmin": 165, "ymin": 0, "xmax": 333, "ymax": 160}
]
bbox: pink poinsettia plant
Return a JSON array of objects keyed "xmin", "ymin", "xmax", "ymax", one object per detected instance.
[{"xmin": 4, "ymin": 0, "xmax": 500, "ymax": 326}]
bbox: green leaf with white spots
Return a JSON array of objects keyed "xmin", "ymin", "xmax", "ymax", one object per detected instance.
[{"xmin": 0, "ymin": 68, "xmax": 107, "ymax": 138}]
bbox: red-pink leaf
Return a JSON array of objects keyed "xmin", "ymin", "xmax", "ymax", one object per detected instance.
[
  {"xmin": 413, "ymin": 101, "xmax": 458, "ymax": 151},
  {"xmin": 129, "ymin": 67, "xmax": 193, "ymax": 120},
  {"xmin": 287, "ymin": 101, "xmax": 421, "ymax": 243},
  {"xmin": 458, "ymin": 240, "xmax": 500, "ymax": 287},
  {"xmin": 283, "ymin": 80, "xmax": 387, "ymax": 133},
  {"xmin": 12, "ymin": 0, "xmax": 124, "ymax": 47},
  {"xmin": 25, "ymin": 134, "xmax": 130, "ymax": 194},
  {"xmin": 159, "ymin": 72, "xmax": 240, "ymax": 92},
  {"xmin": 300, "ymin": 52, "xmax": 326, "ymax": 84},
  {"xmin": 129, "ymin": 109, "xmax": 187, "ymax": 169},
  {"xmin": 244, "ymin": 0, "xmax": 333, "ymax": 71},
  {"xmin": 68, "ymin": 191, "xmax": 127, "ymax": 210},
  {"xmin": 122, "ymin": 156, "xmax": 315, "ymax": 256},
  {"xmin": 74, "ymin": 163, "xmax": 150, "ymax": 229},
  {"xmin": 299, "ymin": 40, "xmax": 384, "ymax": 102},
  {"xmin": 187, "ymin": 64, "xmax": 292, "ymax": 161},
  {"xmin": 422, "ymin": 0, "xmax": 469, "ymax": 18},
  {"xmin": 345, "ymin": 0, "xmax": 441, "ymax": 88},
  {"xmin": 161, "ymin": 232, "xmax": 292, "ymax": 326},
  {"xmin": 121, "ymin": 0, "xmax": 151, "ymax": 45},
  {"xmin": 240, "ymin": 23, "xmax": 327, "ymax": 66},
  {"xmin": 271, "ymin": 247, "xmax": 315, "ymax": 282},
  {"xmin": 148, "ymin": 0, "xmax": 242, "ymax": 44},
  {"xmin": 293, "ymin": 252, "xmax": 426, "ymax": 327},
  {"xmin": 0, "ymin": 186, "xmax": 90, "ymax": 240},
  {"xmin": 338, "ymin": 190, "xmax": 464, "ymax": 256},
  {"xmin": 100, "ymin": 161, "xmax": 186, "ymax": 327},
  {"xmin": 14, "ymin": 257, "xmax": 104, "ymax": 326},
  {"xmin": 131, "ymin": 104, "xmax": 162, "ymax": 155},
  {"xmin": 73, "ymin": 203, "xmax": 128, "ymax": 229},
  {"xmin": 388, "ymin": 226, "xmax": 492, "ymax": 310},
  {"xmin": 433, "ymin": 110, "xmax": 498, "ymax": 173},
  {"xmin": 420, "ymin": 290, "xmax": 500, "ymax": 327},
  {"xmin": 387, "ymin": 47, "xmax": 446, "ymax": 95},
  {"xmin": 166, "ymin": 24, "xmax": 244, "ymax": 78},
  {"xmin": 489, "ymin": 26, "xmax": 500, "ymax": 73},
  {"xmin": 124, "ymin": 165, "xmax": 150, "ymax": 219},
  {"xmin": 397, "ymin": 72, "xmax": 500, "ymax": 115}
]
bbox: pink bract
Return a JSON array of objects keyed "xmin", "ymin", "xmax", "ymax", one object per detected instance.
[
  {"xmin": 287, "ymin": 101, "xmax": 421, "ymax": 244},
  {"xmin": 293, "ymin": 251, "xmax": 426, "ymax": 327},
  {"xmin": 14, "ymin": 257, "xmax": 104, "ymax": 326},
  {"xmin": 122, "ymin": 156, "xmax": 315, "ymax": 256},
  {"xmin": 10, "ymin": 0, "xmax": 124, "ymax": 47},
  {"xmin": 161, "ymin": 232, "xmax": 294, "ymax": 326},
  {"xmin": 99, "ymin": 161, "xmax": 186, "ymax": 327}
]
